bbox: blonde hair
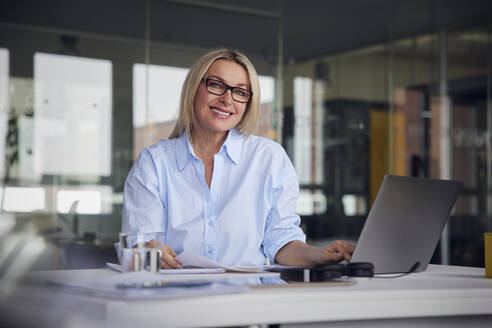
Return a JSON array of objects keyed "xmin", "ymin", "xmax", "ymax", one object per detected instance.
[{"xmin": 168, "ymin": 48, "xmax": 260, "ymax": 139}]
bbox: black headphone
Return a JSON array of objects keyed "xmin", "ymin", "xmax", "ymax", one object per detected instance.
[
  {"xmin": 311, "ymin": 262, "xmax": 374, "ymax": 281},
  {"xmin": 345, "ymin": 262, "xmax": 375, "ymax": 277},
  {"xmin": 276, "ymin": 262, "xmax": 374, "ymax": 282}
]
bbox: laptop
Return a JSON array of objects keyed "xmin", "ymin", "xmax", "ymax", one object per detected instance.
[{"xmin": 350, "ymin": 175, "xmax": 462, "ymax": 274}]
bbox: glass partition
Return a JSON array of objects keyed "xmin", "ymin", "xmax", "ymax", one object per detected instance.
[
  {"xmin": 288, "ymin": 23, "xmax": 491, "ymax": 267},
  {"xmin": 0, "ymin": 0, "xmax": 281, "ymax": 271}
]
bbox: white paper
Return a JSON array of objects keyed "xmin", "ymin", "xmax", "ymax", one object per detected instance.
[
  {"xmin": 106, "ymin": 262, "xmax": 225, "ymax": 274},
  {"xmin": 176, "ymin": 251, "xmax": 267, "ymax": 273},
  {"xmin": 106, "ymin": 262, "xmax": 123, "ymax": 272}
]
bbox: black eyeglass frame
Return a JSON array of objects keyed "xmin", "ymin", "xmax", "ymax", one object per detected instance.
[{"xmin": 203, "ymin": 78, "xmax": 252, "ymax": 103}]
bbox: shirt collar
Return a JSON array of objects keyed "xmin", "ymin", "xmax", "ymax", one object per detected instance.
[
  {"xmin": 221, "ymin": 128, "xmax": 243, "ymax": 165},
  {"xmin": 175, "ymin": 128, "xmax": 244, "ymax": 170},
  {"xmin": 176, "ymin": 132, "xmax": 194, "ymax": 171}
]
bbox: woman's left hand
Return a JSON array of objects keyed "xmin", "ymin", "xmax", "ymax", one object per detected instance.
[
  {"xmin": 317, "ymin": 240, "xmax": 355, "ymax": 263},
  {"xmin": 275, "ymin": 240, "xmax": 355, "ymax": 266}
]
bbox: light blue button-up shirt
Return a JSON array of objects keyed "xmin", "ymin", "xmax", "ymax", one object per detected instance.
[{"xmin": 122, "ymin": 128, "xmax": 306, "ymax": 266}]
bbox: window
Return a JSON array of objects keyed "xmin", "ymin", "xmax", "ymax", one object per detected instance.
[
  {"xmin": 33, "ymin": 53, "xmax": 112, "ymax": 176},
  {"xmin": 256, "ymin": 75, "xmax": 275, "ymax": 139},
  {"xmin": 132, "ymin": 64, "xmax": 188, "ymax": 157},
  {"xmin": 0, "ymin": 187, "xmax": 45, "ymax": 212},
  {"xmin": 56, "ymin": 187, "xmax": 112, "ymax": 214},
  {"xmin": 133, "ymin": 64, "xmax": 188, "ymax": 128},
  {"xmin": 294, "ymin": 77, "xmax": 313, "ymax": 184}
]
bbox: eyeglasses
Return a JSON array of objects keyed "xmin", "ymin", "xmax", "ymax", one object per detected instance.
[{"xmin": 204, "ymin": 78, "xmax": 252, "ymax": 103}]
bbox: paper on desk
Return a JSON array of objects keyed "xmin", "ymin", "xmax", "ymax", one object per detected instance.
[
  {"xmin": 106, "ymin": 262, "xmax": 225, "ymax": 274},
  {"xmin": 176, "ymin": 251, "xmax": 267, "ymax": 273}
]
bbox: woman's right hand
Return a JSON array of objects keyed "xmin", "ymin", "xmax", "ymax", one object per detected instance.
[
  {"xmin": 143, "ymin": 239, "xmax": 182, "ymax": 269},
  {"xmin": 159, "ymin": 243, "xmax": 183, "ymax": 269}
]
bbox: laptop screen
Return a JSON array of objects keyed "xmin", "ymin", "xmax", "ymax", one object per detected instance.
[{"xmin": 350, "ymin": 175, "xmax": 462, "ymax": 274}]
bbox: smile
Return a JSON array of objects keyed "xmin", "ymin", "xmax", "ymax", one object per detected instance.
[{"xmin": 211, "ymin": 107, "xmax": 232, "ymax": 116}]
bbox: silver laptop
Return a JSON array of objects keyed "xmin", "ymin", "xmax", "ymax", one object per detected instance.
[{"xmin": 350, "ymin": 175, "xmax": 462, "ymax": 274}]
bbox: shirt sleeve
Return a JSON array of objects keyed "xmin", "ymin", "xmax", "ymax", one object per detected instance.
[
  {"xmin": 121, "ymin": 148, "xmax": 165, "ymax": 234},
  {"xmin": 262, "ymin": 148, "xmax": 306, "ymax": 262}
]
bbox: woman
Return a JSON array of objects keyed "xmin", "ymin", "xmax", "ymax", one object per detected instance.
[{"xmin": 122, "ymin": 48, "xmax": 354, "ymax": 268}]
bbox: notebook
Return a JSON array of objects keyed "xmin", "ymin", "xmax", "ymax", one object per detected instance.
[{"xmin": 350, "ymin": 175, "xmax": 462, "ymax": 274}]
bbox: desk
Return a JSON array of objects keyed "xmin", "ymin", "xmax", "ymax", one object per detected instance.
[{"xmin": 2, "ymin": 265, "xmax": 492, "ymax": 327}]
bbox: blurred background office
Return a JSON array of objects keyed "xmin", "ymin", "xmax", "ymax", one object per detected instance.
[{"xmin": 0, "ymin": 0, "xmax": 491, "ymax": 277}]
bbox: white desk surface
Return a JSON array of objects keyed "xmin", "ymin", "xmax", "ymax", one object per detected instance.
[{"xmin": 4, "ymin": 265, "xmax": 492, "ymax": 328}]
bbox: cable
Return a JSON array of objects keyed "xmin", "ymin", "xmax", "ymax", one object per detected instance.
[{"xmin": 373, "ymin": 261, "xmax": 421, "ymax": 279}]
